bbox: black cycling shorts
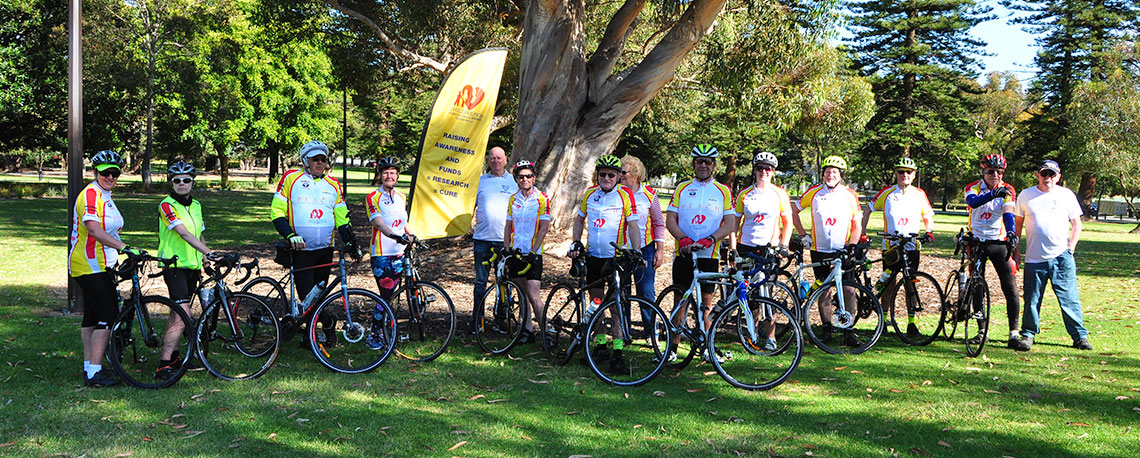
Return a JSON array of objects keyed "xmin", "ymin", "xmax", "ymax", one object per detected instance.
[
  {"xmin": 507, "ymin": 255, "xmax": 543, "ymax": 281},
  {"xmin": 671, "ymin": 253, "xmax": 718, "ymax": 294},
  {"xmin": 163, "ymin": 268, "xmax": 201, "ymax": 304},
  {"xmin": 73, "ymin": 271, "xmax": 118, "ymax": 328},
  {"xmin": 585, "ymin": 256, "xmax": 613, "ymax": 286}
]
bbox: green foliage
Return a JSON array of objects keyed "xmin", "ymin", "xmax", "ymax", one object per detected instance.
[{"xmin": 0, "ymin": 0, "xmax": 67, "ymax": 157}]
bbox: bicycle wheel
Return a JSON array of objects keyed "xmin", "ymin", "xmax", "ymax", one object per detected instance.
[
  {"xmin": 476, "ymin": 280, "xmax": 525, "ymax": 355},
  {"xmin": 802, "ymin": 282, "xmax": 884, "ymax": 355},
  {"xmin": 195, "ymin": 292, "xmax": 280, "ymax": 381},
  {"xmin": 541, "ymin": 285, "xmax": 581, "ymax": 365},
  {"xmin": 388, "ymin": 281, "xmax": 455, "ymax": 362},
  {"xmin": 709, "ymin": 298, "xmax": 803, "ymax": 390},
  {"xmin": 963, "ymin": 277, "xmax": 991, "ymax": 357},
  {"xmin": 107, "ymin": 296, "xmax": 193, "ymax": 389},
  {"xmin": 747, "ymin": 281, "xmax": 800, "ymax": 355},
  {"xmin": 941, "ymin": 272, "xmax": 963, "ymax": 339},
  {"xmin": 308, "ymin": 288, "xmax": 397, "ymax": 373},
  {"xmin": 239, "ymin": 276, "xmax": 292, "ymax": 339},
  {"xmin": 886, "ymin": 272, "xmax": 945, "ymax": 346},
  {"xmin": 584, "ymin": 297, "xmax": 671, "ymax": 387},
  {"xmin": 654, "ymin": 285, "xmax": 699, "ymax": 370}
]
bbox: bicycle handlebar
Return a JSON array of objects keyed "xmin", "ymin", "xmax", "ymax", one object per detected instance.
[{"xmin": 112, "ymin": 251, "xmax": 177, "ymax": 279}]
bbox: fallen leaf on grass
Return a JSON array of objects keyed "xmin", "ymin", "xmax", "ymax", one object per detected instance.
[
  {"xmin": 922, "ymin": 380, "xmax": 933, "ymax": 386},
  {"xmin": 966, "ymin": 367, "xmax": 981, "ymax": 371},
  {"xmin": 112, "ymin": 453, "xmax": 133, "ymax": 457},
  {"xmin": 833, "ymin": 366, "xmax": 847, "ymax": 371},
  {"xmin": 448, "ymin": 441, "xmax": 468, "ymax": 451},
  {"xmin": 1069, "ymin": 422, "xmax": 1092, "ymax": 427},
  {"xmin": 487, "ymin": 399, "xmax": 508, "ymax": 404},
  {"xmin": 653, "ymin": 391, "xmax": 666, "ymax": 397},
  {"xmin": 633, "ymin": 424, "xmax": 643, "ymax": 429},
  {"xmin": 566, "ymin": 410, "xmax": 580, "ymax": 415},
  {"xmin": 889, "ymin": 389, "xmax": 904, "ymax": 393},
  {"xmin": 1115, "ymin": 396, "xmax": 1130, "ymax": 400},
  {"xmin": 938, "ymin": 440, "xmax": 952, "ymax": 448},
  {"xmin": 0, "ymin": 441, "xmax": 15, "ymax": 448},
  {"xmin": 686, "ymin": 388, "xmax": 705, "ymax": 393},
  {"xmin": 267, "ymin": 433, "xmax": 277, "ymax": 440},
  {"xmin": 469, "ymin": 394, "xmax": 485, "ymax": 401},
  {"xmin": 182, "ymin": 431, "xmax": 205, "ymax": 438},
  {"xmin": 702, "ymin": 371, "xmax": 717, "ymax": 376},
  {"xmin": 942, "ymin": 426, "xmax": 954, "ymax": 432},
  {"xmin": 569, "ymin": 455, "xmax": 593, "ymax": 458},
  {"xmin": 984, "ymin": 389, "xmax": 1001, "ymax": 394},
  {"xmin": 142, "ymin": 437, "xmax": 153, "ymax": 442},
  {"xmin": 521, "ymin": 435, "xmax": 533, "ymax": 441},
  {"xmin": 851, "ymin": 370, "xmax": 864, "ymax": 374},
  {"xmin": 912, "ymin": 447, "xmax": 931, "ymax": 456},
  {"xmin": 451, "ymin": 430, "xmax": 471, "ymax": 435},
  {"xmin": 527, "ymin": 379, "xmax": 549, "ymax": 384}
]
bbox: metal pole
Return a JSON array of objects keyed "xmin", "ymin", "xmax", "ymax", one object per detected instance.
[
  {"xmin": 67, "ymin": 0, "xmax": 84, "ymax": 310},
  {"xmin": 342, "ymin": 87, "xmax": 348, "ymax": 195}
]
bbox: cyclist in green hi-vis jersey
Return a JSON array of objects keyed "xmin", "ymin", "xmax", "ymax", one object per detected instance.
[{"xmin": 155, "ymin": 160, "xmax": 215, "ymax": 381}]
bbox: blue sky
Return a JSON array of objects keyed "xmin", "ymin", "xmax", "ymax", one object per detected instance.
[{"xmin": 972, "ymin": 1, "xmax": 1040, "ymax": 81}]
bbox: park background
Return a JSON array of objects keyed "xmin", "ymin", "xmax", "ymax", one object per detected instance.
[{"xmin": 2, "ymin": 0, "xmax": 1140, "ymax": 456}]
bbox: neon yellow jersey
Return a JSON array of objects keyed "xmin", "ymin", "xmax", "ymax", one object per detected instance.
[
  {"xmin": 797, "ymin": 184, "xmax": 860, "ymax": 253},
  {"xmin": 157, "ymin": 196, "xmax": 205, "ymax": 270},
  {"xmin": 270, "ymin": 169, "xmax": 349, "ymax": 251},
  {"xmin": 69, "ymin": 182, "xmax": 124, "ymax": 277}
]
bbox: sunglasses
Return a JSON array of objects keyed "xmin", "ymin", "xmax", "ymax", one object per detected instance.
[
  {"xmin": 308, "ymin": 156, "xmax": 329, "ymax": 163},
  {"xmin": 895, "ymin": 169, "xmax": 914, "ymax": 175},
  {"xmin": 171, "ymin": 177, "xmax": 194, "ymax": 184},
  {"xmin": 97, "ymin": 169, "xmax": 121, "ymax": 178},
  {"xmin": 756, "ymin": 166, "xmax": 774, "ymax": 172},
  {"xmin": 515, "ymin": 173, "xmax": 535, "ymax": 180},
  {"xmin": 984, "ymin": 169, "xmax": 1004, "ymax": 176},
  {"xmin": 598, "ymin": 172, "xmax": 619, "ymax": 179},
  {"xmin": 694, "ymin": 158, "xmax": 715, "ymax": 166},
  {"xmin": 1039, "ymin": 170, "xmax": 1057, "ymax": 178}
]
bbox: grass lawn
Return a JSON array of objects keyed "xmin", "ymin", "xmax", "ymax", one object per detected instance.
[{"xmin": 1, "ymin": 187, "xmax": 1138, "ymax": 457}]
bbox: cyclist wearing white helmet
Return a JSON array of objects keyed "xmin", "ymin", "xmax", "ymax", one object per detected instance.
[
  {"xmin": 792, "ymin": 155, "xmax": 863, "ymax": 347},
  {"xmin": 468, "ymin": 146, "xmax": 516, "ymax": 333},
  {"xmin": 860, "ymin": 156, "xmax": 935, "ymax": 337},
  {"xmin": 69, "ymin": 150, "xmax": 131, "ymax": 387},
  {"xmin": 155, "ymin": 160, "xmax": 216, "ymax": 379}
]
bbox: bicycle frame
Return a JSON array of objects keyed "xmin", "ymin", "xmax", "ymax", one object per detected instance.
[
  {"xmin": 670, "ymin": 255, "xmax": 760, "ymax": 345},
  {"xmin": 786, "ymin": 255, "xmax": 855, "ymax": 328}
]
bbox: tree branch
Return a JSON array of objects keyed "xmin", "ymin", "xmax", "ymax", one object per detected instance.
[
  {"xmin": 586, "ymin": 0, "xmax": 646, "ymax": 102},
  {"xmin": 327, "ymin": 0, "xmax": 449, "ymax": 73}
]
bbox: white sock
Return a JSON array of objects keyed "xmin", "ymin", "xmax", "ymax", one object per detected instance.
[
  {"xmin": 1010, "ymin": 331, "xmax": 1019, "ymax": 340},
  {"xmin": 84, "ymin": 360, "xmax": 91, "ymax": 373},
  {"xmin": 86, "ymin": 364, "xmax": 101, "ymax": 378}
]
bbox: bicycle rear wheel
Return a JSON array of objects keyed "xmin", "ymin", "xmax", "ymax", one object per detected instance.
[
  {"xmin": 195, "ymin": 292, "xmax": 280, "ymax": 381},
  {"xmin": 239, "ymin": 276, "xmax": 292, "ymax": 339},
  {"xmin": 389, "ymin": 281, "xmax": 455, "ymax": 362},
  {"xmin": 887, "ymin": 272, "xmax": 945, "ymax": 346},
  {"xmin": 476, "ymin": 280, "xmax": 525, "ymax": 355},
  {"xmin": 654, "ymin": 286, "xmax": 699, "ymax": 370},
  {"xmin": 747, "ymin": 281, "xmax": 800, "ymax": 355},
  {"xmin": 541, "ymin": 285, "xmax": 581, "ymax": 365},
  {"xmin": 802, "ymin": 282, "xmax": 884, "ymax": 355},
  {"xmin": 107, "ymin": 296, "xmax": 193, "ymax": 389},
  {"xmin": 308, "ymin": 288, "xmax": 397, "ymax": 373},
  {"xmin": 584, "ymin": 297, "xmax": 671, "ymax": 387},
  {"xmin": 709, "ymin": 298, "xmax": 803, "ymax": 390},
  {"xmin": 963, "ymin": 278, "xmax": 991, "ymax": 357},
  {"xmin": 940, "ymin": 272, "xmax": 962, "ymax": 339}
]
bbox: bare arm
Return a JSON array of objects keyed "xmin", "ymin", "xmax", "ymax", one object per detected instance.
[
  {"xmin": 503, "ymin": 220, "xmax": 514, "ymax": 250},
  {"xmin": 665, "ymin": 211, "xmax": 685, "ymax": 240},
  {"xmin": 571, "ymin": 214, "xmax": 586, "ymax": 243},
  {"xmin": 791, "ymin": 204, "xmax": 807, "ymax": 236},
  {"xmin": 779, "ymin": 211, "xmax": 793, "ymax": 247},
  {"xmin": 711, "ymin": 215, "xmax": 738, "ymax": 241},
  {"xmin": 1068, "ymin": 217, "xmax": 1082, "ymax": 252},
  {"xmin": 860, "ymin": 206, "xmax": 873, "ymax": 236},
  {"xmin": 534, "ymin": 220, "xmax": 550, "ymax": 253}
]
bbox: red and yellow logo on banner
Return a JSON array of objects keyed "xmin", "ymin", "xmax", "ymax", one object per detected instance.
[{"xmin": 407, "ymin": 48, "xmax": 508, "ymax": 239}]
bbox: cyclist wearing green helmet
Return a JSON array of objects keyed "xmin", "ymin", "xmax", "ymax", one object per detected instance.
[
  {"xmin": 792, "ymin": 154, "xmax": 863, "ymax": 347},
  {"xmin": 860, "ymin": 157, "xmax": 935, "ymax": 337}
]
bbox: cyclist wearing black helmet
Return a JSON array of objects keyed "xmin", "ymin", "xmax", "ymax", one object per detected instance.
[
  {"xmin": 69, "ymin": 150, "xmax": 132, "ymax": 387},
  {"xmin": 365, "ymin": 157, "xmax": 414, "ymax": 349},
  {"xmin": 155, "ymin": 160, "xmax": 215, "ymax": 379},
  {"xmin": 964, "ymin": 153, "xmax": 1021, "ymax": 347},
  {"xmin": 504, "ymin": 160, "xmax": 552, "ymax": 343}
]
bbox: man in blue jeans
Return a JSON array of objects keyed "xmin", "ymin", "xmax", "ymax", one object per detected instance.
[
  {"xmin": 1011, "ymin": 160, "xmax": 1091, "ymax": 351},
  {"xmin": 468, "ymin": 147, "xmax": 517, "ymax": 333}
]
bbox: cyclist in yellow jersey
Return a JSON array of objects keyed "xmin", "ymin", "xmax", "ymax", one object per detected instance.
[
  {"xmin": 155, "ymin": 160, "xmax": 216, "ymax": 380},
  {"xmin": 792, "ymin": 155, "xmax": 863, "ymax": 347},
  {"xmin": 504, "ymin": 160, "xmax": 551, "ymax": 343},
  {"xmin": 69, "ymin": 150, "xmax": 133, "ymax": 387},
  {"xmin": 365, "ymin": 157, "xmax": 414, "ymax": 350},
  {"xmin": 270, "ymin": 141, "xmax": 361, "ymax": 344}
]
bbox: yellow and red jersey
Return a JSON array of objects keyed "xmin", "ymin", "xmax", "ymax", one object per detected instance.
[
  {"xmin": 735, "ymin": 183, "xmax": 791, "ymax": 247},
  {"xmin": 667, "ymin": 179, "xmax": 733, "ymax": 259},
  {"xmin": 506, "ymin": 188, "xmax": 552, "ymax": 254},
  {"xmin": 578, "ymin": 185, "xmax": 638, "ymax": 258},
  {"xmin": 69, "ymin": 181, "xmax": 124, "ymax": 276},
  {"xmin": 869, "ymin": 184, "xmax": 933, "ymax": 248},
  {"xmin": 797, "ymin": 184, "xmax": 860, "ymax": 253},
  {"xmin": 365, "ymin": 187, "xmax": 408, "ymax": 257},
  {"xmin": 270, "ymin": 169, "xmax": 348, "ymax": 251}
]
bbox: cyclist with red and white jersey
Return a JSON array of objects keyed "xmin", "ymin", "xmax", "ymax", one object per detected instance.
[
  {"xmin": 860, "ymin": 157, "xmax": 935, "ymax": 337},
  {"xmin": 792, "ymin": 155, "xmax": 863, "ymax": 347},
  {"xmin": 570, "ymin": 155, "xmax": 641, "ymax": 372},
  {"xmin": 69, "ymin": 150, "xmax": 132, "ymax": 387},
  {"xmin": 271, "ymin": 141, "xmax": 360, "ymax": 345},
  {"xmin": 364, "ymin": 157, "xmax": 413, "ymax": 350},
  {"xmin": 664, "ymin": 144, "xmax": 736, "ymax": 360},
  {"xmin": 963, "ymin": 153, "xmax": 1021, "ymax": 347},
  {"xmin": 503, "ymin": 160, "xmax": 552, "ymax": 344}
]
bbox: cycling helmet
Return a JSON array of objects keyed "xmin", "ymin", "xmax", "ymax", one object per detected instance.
[
  {"xmin": 91, "ymin": 150, "xmax": 124, "ymax": 169},
  {"xmin": 595, "ymin": 155, "xmax": 622, "ymax": 171},
  {"xmin": 167, "ymin": 160, "xmax": 197, "ymax": 179},
  {"xmin": 513, "ymin": 160, "xmax": 535, "ymax": 175},
  {"xmin": 690, "ymin": 144, "xmax": 719, "ymax": 158},
  {"xmin": 376, "ymin": 157, "xmax": 400, "ymax": 172},
  {"xmin": 299, "ymin": 140, "xmax": 330, "ymax": 166},
  {"xmin": 821, "ymin": 155, "xmax": 848, "ymax": 171},
  {"xmin": 894, "ymin": 157, "xmax": 917, "ymax": 171},
  {"xmin": 752, "ymin": 151, "xmax": 778, "ymax": 168},
  {"xmin": 980, "ymin": 153, "xmax": 1006, "ymax": 169}
]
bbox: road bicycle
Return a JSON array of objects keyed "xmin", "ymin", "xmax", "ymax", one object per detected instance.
[
  {"xmin": 383, "ymin": 238, "xmax": 456, "ymax": 362},
  {"xmin": 856, "ymin": 232, "xmax": 946, "ymax": 346},
  {"xmin": 105, "ymin": 251, "xmax": 191, "ymax": 389},
  {"xmin": 240, "ymin": 243, "xmax": 397, "ymax": 373},
  {"xmin": 475, "ymin": 247, "xmax": 533, "ymax": 355},
  {"xmin": 654, "ymin": 249, "xmax": 802, "ymax": 390},
  {"xmin": 539, "ymin": 256, "xmax": 601, "ymax": 365},
  {"xmin": 193, "ymin": 253, "xmax": 280, "ymax": 381},
  {"xmin": 941, "ymin": 229, "xmax": 992, "ymax": 357}
]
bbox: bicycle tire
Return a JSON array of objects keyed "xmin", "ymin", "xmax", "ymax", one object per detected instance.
[
  {"xmin": 107, "ymin": 295, "xmax": 193, "ymax": 389},
  {"xmin": 239, "ymin": 276, "xmax": 294, "ymax": 340},
  {"xmin": 584, "ymin": 297, "xmax": 671, "ymax": 387},
  {"xmin": 886, "ymin": 271, "xmax": 945, "ymax": 346},
  {"xmin": 308, "ymin": 288, "xmax": 397, "ymax": 373},
  {"xmin": 476, "ymin": 280, "xmax": 526, "ymax": 355},
  {"xmin": 963, "ymin": 277, "xmax": 991, "ymax": 357},
  {"xmin": 709, "ymin": 298, "xmax": 803, "ymax": 390},
  {"xmin": 195, "ymin": 292, "xmax": 280, "ymax": 381},
  {"xmin": 540, "ymin": 284, "xmax": 581, "ymax": 365},
  {"xmin": 747, "ymin": 281, "xmax": 800, "ymax": 355},
  {"xmin": 654, "ymin": 285, "xmax": 699, "ymax": 370},
  {"xmin": 802, "ymin": 281, "xmax": 884, "ymax": 355},
  {"xmin": 388, "ymin": 281, "xmax": 455, "ymax": 362},
  {"xmin": 940, "ymin": 272, "xmax": 962, "ymax": 339}
]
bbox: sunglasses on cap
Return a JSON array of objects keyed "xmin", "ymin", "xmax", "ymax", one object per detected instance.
[
  {"xmin": 171, "ymin": 177, "xmax": 194, "ymax": 184},
  {"xmin": 97, "ymin": 168, "xmax": 121, "ymax": 178}
]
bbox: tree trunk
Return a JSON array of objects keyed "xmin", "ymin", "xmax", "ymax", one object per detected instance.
[
  {"xmin": 269, "ymin": 144, "xmax": 280, "ymax": 183},
  {"xmin": 219, "ymin": 150, "xmax": 229, "ymax": 188},
  {"xmin": 513, "ymin": 0, "xmax": 726, "ymax": 228},
  {"xmin": 1076, "ymin": 171, "xmax": 1096, "ymax": 221}
]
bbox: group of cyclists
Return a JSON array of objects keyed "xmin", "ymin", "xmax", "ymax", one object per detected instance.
[{"xmin": 68, "ymin": 140, "xmax": 1091, "ymax": 388}]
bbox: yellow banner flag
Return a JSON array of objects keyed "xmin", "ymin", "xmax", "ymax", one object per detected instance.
[{"xmin": 407, "ymin": 47, "xmax": 508, "ymax": 239}]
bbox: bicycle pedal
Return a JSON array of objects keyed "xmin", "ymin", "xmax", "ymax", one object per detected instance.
[
  {"xmin": 398, "ymin": 333, "xmax": 410, "ymax": 343},
  {"xmin": 423, "ymin": 294, "xmax": 436, "ymax": 302}
]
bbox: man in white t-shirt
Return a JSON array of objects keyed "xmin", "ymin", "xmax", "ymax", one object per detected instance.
[
  {"xmin": 469, "ymin": 146, "xmax": 517, "ymax": 333},
  {"xmin": 1010, "ymin": 160, "xmax": 1091, "ymax": 351}
]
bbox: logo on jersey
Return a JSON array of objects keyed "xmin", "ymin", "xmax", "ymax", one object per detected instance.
[
  {"xmin": 753, "ymin": 214, "xmax": 765, "ymax": 223},
  {"xmin": 980, "ymin": 212, "xmax": 993, "ymax": 220},
  {"xmin": 897, "ymin": 217, "xmax": 909, "ymax": 226},
  {"xmin": 391, "ymin": 219, "xmax": 402, "ymax": 227},
  {"xmin": 688, "ymin": 190, "xmax": 697, "ymax": 197},
  {"xmin": 592, "ymin": 193, "xmax": 602, "ymax": 202},
  {"xmin": 825, "ymin": 217, "xmax": 837, "ymax": 226},
  {"xmin": 592, "ymin": 218, "xmax": 606, "ymax": 228},
  {"xmin": 301, "ymin": 182, "xmax": 310, "ymax": 189},
  {"xmin": 310, "ymin": 209, "xmax": 324, "ymax": 219},
  {"xmin": 691, "ymin": 215, "xmax": 706, "ymax": 225},
  {"xmin": 500, "ymin": 185, "xmax": 511, "ymax": 193}
]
